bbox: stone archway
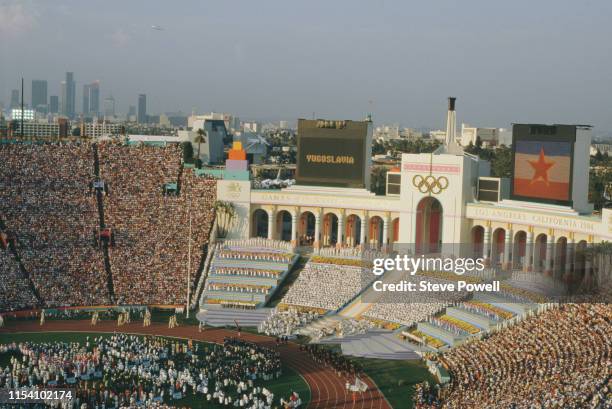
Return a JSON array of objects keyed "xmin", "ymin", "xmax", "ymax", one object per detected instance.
[
  {"xmin": 513, "ymin": 231, "xmax": 527, "ymax": 270},
  {"xmin": 471, "ymin": 226, "xmax": 484, "ymax": 258},
  {"xmin": 276, "ymin": 210, "xmax": 292, "ymax": 242},
  {"xmin": 491, "ymin": 228, "xmax": 506, "ymax": 267},
  {"xmin": 369, "ymin": 216, "xmax": 384, "ymax": 248},
  {"xmin": 555, "ymin": 237, "xmax": 568, "ymax": 278},
  {"xmin": 534, "ymin": 234, "xmax": 548, "ymax": 272},
  {"xmin": 322, "ymin": 213, "xmax": 338, "ymax": 247},
  {"xmin": 391, "ymin": 218, "xmax": 400, "ymax": 243},
  {"xmin": 415, "ymin": 197, "xmax": 443, "ymax": 254},
  {"xmin": 298, "ymin": 211, "xmax": 316, "ymax": 246},
  {"xmin": 346, "ymin": 214, "xmax": 362, "ymax": 247},
  {"xmin": 251, "ymin": 209, "xmax": 268, "ymax": 238}
]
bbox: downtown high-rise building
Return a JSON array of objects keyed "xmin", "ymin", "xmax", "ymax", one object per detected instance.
[
  {"xmin": 82, "ymin": 80, "xmax": 100, "ymax": 116},
  {"xmin": 10, "ymin": 89, "xmax": 20, "ymax": 109},
  {"xmin": 103, "ymin": 96, "xmax": 115, "ymax": 118},
  {"xmin": 49, "ymin": 96, "xmax": 59, "ymax": 114},
  {"xmin": 31, "ymin": 80, "xmax": 48, "ymax": 112},
  {"xmin": 61, "ymin": 72, "xmax": 76, "ymax": 118},
  {"xmin": 82, "ymin": 82, "xmax": 100, "ymax": 117},
  {"xmin": 137, "ymin": 94, "xmax": 147, "ymax": 123}
]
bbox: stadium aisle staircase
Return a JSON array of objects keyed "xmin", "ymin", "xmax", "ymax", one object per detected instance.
[{"xmin": 92, "ymin": 143, "xmax": 115, "ymax": 302}]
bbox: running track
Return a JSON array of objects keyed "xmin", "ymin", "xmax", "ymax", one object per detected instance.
[{"xmin": 0, "ymin": 320, "xmax": 392, "ymax": 409}]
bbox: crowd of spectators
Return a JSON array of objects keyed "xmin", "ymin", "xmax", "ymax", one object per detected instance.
[
  {"xmin": 0, "ymin": 142, "xmax": 217, "ymax": 311},
  {"xmin": 414, "ymin": 303, "xmax": 612, "ymax": 408},
  {"xmin": 0, "ymin": 249, "xmax": 37, "ymax": 311},
  {"xmin": 282, "ymin": 259, "xmax": 366, "ymax": 311},
  {"xmin": 0, "ymin": 143, "xmax": 110, "ymax": 307},
  {"xmin": 99, "ymin": 142, "xmax": 216, "ymax": 305},
  {"xmin": 362, "ymin": 274, "xmax": 468, "ymax": 327},
  {"xmin": 0, "ymin": 334, "xmax": 283, "ymax": 408},
  {"xmin": 258, "ymin": 309, "xmax": 320, "ymax": 337}
]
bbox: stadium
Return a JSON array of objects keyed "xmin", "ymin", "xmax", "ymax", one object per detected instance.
[{"xmin": 1, "ymin": 99, "xmax": 611, "ymax": 409}]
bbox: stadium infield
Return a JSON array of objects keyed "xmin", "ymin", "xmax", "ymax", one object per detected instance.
[{"xmin": 0, "ymin": 320, "xmax": 393, "ymax": 409}]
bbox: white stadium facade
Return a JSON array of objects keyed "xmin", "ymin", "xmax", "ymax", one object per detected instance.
[{"xmin": 218, "ymin": 99, "xmax": 612, "ymax": 281}]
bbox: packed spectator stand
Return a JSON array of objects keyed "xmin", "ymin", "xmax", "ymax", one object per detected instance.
[
  {"xmin": 281, "ymin": 256, "xmax": 368, "ymax": 312},
  {"xmin": 415, "ymin": 303, "xmax": 612, "ymax": 408},
  {"xmin": 0, "ymin": 141, "xmax": 217, "ymax": 311}
]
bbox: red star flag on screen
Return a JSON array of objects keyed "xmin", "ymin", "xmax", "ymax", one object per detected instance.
[{"xmin": 513, "ymin": 140, "xmax": 571, "ymax": 201}]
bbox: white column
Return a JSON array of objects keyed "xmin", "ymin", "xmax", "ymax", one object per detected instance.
[
  {"xmin": 382, "ymin": 217, "xmax": 389, "ymax": 252},
  {"xmin": 313, "ymin": 213, "xmax": 321, "ymax": 249},
  {"xmin": 483, "ymin": 226, "xmax": 491, "ymax": 266},
  {"xmin": 524, "ymin": 231, "xmax": 534, "ymax": 272},
  {"xmin": 503, "ymin": 229, "xmax": 513, "ymax": 270},
  {"xmin": 359, "ymin": 215, "xmax": 367, "ymax": 248},
  {"xmin": 290, "ymin": 213, "xmax": 297, "ymax": 247},
  {"xmin": 267, "ymin": 210, "xmax": 274, "ymax": 240},
  {"xmin": 336, "ymin": 214, "xmax": 344, "ymax": 248},
  {"xmin": 545, "ymin": 234, "xmax": 555, "ymax": 275}
]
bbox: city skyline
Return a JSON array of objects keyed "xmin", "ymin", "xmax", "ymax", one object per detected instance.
[{"xmin": 1, "ymin": 0, "xmax": 612, "ymax": 132}]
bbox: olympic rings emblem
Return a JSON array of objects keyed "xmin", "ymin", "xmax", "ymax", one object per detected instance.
[{"xmin": 412, "ymin": 175, "xmax": 449, "ymax": 194}]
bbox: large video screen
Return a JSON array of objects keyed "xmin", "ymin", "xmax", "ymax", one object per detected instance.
[
  {"xmin": 511, "ymin": 124, "xmax": 575, "ymax": 205},
  {"xmin": 296, "ymin": 119, "xmax": 368, "ymax": 188}
]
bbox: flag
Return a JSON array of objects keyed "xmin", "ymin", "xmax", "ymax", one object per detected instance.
[{"xmin": 513, "ymin": 141, "xmax": 571, "ymax": 201}]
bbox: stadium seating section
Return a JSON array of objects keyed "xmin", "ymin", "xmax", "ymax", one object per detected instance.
[{"xmin": 0, "ymin": 141, "xmax": 216, "ymax": 309}]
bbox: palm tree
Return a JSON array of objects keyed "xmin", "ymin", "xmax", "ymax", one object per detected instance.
[
  {"xmin": 194, "ymin": 129, "xmax": 206, "ymax": 166},
  {"xmin": 214, "ymin": 200, "xmax": 236, "ymax": 238}
]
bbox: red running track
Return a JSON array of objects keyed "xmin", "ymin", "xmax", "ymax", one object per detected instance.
[{"xmin": 0, "ymin": 320, "xmax": 392, "ymax": 409}]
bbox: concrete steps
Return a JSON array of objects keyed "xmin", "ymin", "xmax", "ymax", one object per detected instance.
[
  {"xmin": 197, "ymin": 306, "xmax": 273, "ymax": 328},
  {"xmin": 446, "ymin": 307, "xmax": 493, "ymax": 331}
]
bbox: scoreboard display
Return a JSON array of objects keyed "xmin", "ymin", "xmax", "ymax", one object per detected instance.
[
  {"xmin": 296, "ymin": 119, "xmax": 370, "ymax": 188},
  {"xmin": 511, "ymin": 124, "xmax": 575, "ymax": 205}
]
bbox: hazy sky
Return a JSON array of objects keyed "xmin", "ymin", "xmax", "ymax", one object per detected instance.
[{"xmin": 1, "ymin": 0, "xmax": 611, "ymax": 132}]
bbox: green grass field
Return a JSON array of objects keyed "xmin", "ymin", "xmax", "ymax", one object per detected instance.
[
  {"xmin": 0, "ymin": 332, "xmax": 310, "ymax": 409},
  {"xmin": 355, "ymin": 357, "xmax": 436, "ymax": 409}
]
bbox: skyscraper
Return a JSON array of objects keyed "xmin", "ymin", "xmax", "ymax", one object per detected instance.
[
  {"xmin": 82, "ymin": 81, "xmax": 100, "ymax": 117},
  {"xmin": 89, "ymin": 81, "xmax": 100, "ymax": 115},
  {"xmin": 61, "ymin": 72, "xmax": 76, "ymax": 118},
  {"xmin": 137, "ymin": 94, "xmax": 147, "ymax": 123},
  {"xmin": 10, "ymin": 89, "xmax": 20, "ymax": 109},
  {"xmin": 103, "ymin": 96, "xmax": 115, "ymax": 118},
  {"xmin": 31, "ymin": 80, "xmax": 48, "ymax": 112},
  {"xmin": 82, "ymin": 84, "xmax": 90, "ymax": 116},
  {"xmin": 49, "ymin": 96, "xmax": 59, "ymax": 114}
]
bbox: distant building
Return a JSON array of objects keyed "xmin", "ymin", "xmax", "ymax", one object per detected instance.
[
  {"xmin": 127, "ymin": 105, "xmax": 136, "ymax": 121},
  {"xmin": 10, "ymin": 89, "xmax": 20, "ymax": 109},
  {"xmin": 82, "ymin": 84, "xmax": 90, "ymax": 116},
  {"xmin": 242, "ymin": 121, "xmax": 261, "ymax": 133},
  {"xmin": 137, "ymin": 94, "xmax": 147, "ymax": 123},
  {"xmin": 103, "ymin": 96, "xmax": 115, "ymax": 118},
  {"xmin": 31, "ymin": 80, "xmax": 48, "ymax": 112},
  {"xmin": 82, "ymin": 121, "xmax": 123, "ymax": 138},
  {"xmin": 591, "ymin": 143, "xmax": 612, "ymax": 156},
  {"xmin": 190, "ymin": 118, "xmax": 228, "ymax": 164},
  {"xmin": 279, "ymin": 120, "xmax": 289, "ymax": 130},
  {"xmin": 82, "ymin": 81, "xmax": 100, "ymax": 116},
  {"xmin": 10, "ymin": 121, "xmax": 60, "ymax": 138},
  {"xmin": 459, "ymin": 124, "xmax": 512, "ymax": 147},
  {"xmin": 49, "ymin": 96, "xmax": 59, "ymax": 114},
  {"xmin": 61, "ymin": 72, "xmax": 76, "ymax": 118},
  {"xmin": 374, "ymin": 124, "xmax": 401, "ymax": 141}
]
